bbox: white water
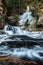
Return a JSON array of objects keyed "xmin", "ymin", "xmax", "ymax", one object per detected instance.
[
  {"xmin": 0, "ymin": 6, "xmax": 42, "ymax": 42},
  {"xmin": 0, "ymin": 6, "xmax": 43, "ymax": 62},
  {"xmin": 0, "ymin": 25, "xmax": 43, "ymax": 61},
  {"xmin": 0, "ymin": 24, "xmax": 43, "ymax": 61},
  {"xmin": 0, "ymin": 45, "xmax": 43, "ymax": 61},
  {"xmin": 1, "ymin": 6, "xmax": 43, "ymax": 40},
  {"xmin": 3, "ymin": 25, "xmax": 43, "ymax": 39},
  {"xmin": 3, "ymin": 25, "xmax": 24, "ymax": 35},
  {"xmin": 0, "ymin": 25, "xmax": 43, "ymax": 44},
  {"xmin": 19, "ymin": 6, "xmax": 34, "ymax": 25}
]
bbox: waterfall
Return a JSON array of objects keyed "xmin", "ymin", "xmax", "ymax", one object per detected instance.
[
  {"xmin": 0, "ymin": 6, "xmax": 43, "ymax": 43},
  {"xmin": 3, "ymin": 25, "xmax": 24, "ymax": 35},
  {"xmin": 19, "ymin": 6, "xmax": 34, "ymax": 25},
  {"xmin": 2, "ymin": 25, "xmax": 43, "ymax": 39}
]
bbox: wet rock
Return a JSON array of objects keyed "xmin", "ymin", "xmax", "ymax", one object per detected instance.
[
  {"xmin": 0, "ymin": 52, "xmax": 10, "ymax": 61},
  {"xmin": 0, "ymin": 54, "xmax": 39, "ymax": 65},
  {"xmin": 0, "ymin": 45, "xmax": 43, "ymax": 65}
]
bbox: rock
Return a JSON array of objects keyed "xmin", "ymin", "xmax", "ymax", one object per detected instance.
[
  {"xmin": 0, "ymin": 1, "xmax": 7, "ymax": 29},
  {"xmin": 0, "ymin": 53, "xmax": 39, "ymax": 65},
  {"xmin": 0, "ymin": 52, "xmax": 10, "ymax": 61},
  {"xmin": 30, "ymin": 6, "xmax": 35, "ymax": 10},
  {"xmin": 37, "ymin": 15, "xmax": 43, "ymax": 25}
]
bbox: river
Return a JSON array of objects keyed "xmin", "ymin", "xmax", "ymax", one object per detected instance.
[{"xmin": 0, "ymin": 6, "xmax": 43, "ymax": 65}]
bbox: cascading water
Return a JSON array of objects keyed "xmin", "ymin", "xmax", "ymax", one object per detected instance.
[
  {"xmin": 3, "ymin": 25, "xmax": 24, "ymax": 35},
  {"xmin": 0, "ymin": 45, "xmax": 43, "ymax": 62},
  {"xmin": 0, "ymin": 25, "xmax": 43, "ymax": 63},
  {"xmin": 3, "ymin": 25, "xmax": 43, "ymax": 39},
  {"xmin": 1, "ymin": 6, "xmax": 43, "ymax": 39},
  {"xmin": 0, "ymin": 6, "xmax": 43, "ymax": 65},
  {"xmin": 0, "ymin": 24, "xmax": 43, "ymax": 44},
  {"xmin": 18, "ymin": 6, "xmax": 43, "ymax": 39},
  {"xmin": 19, "ymin": 6, "xmax": 34, "ymax": 25}
]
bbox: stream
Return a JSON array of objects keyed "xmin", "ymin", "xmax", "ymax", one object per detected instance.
[
  {"xmin": 0, "ymin": 6, "xmax": 43, "ymax": 65},
  {"xmin": 0, "ymin": 25, "xmax": 43, "ymax": 64}
]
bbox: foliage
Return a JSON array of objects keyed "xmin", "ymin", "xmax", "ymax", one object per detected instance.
[
  {"xmin": 24, "ymin": 20, "xmax": 30, "ymax": 26},
  {"xmin": 6, "ymin": 0, "xmax": 26, "ymax": 9},
  {"xmin": 6, "ymin": 0, "xmax": 16, "ymax": 9},
  {"xmin": 24, "ymin": 20, "xmax": 30, "ymax": 30},
  {"xmin": 5, "ymin": 0, "xmax": 27, "ymax": 15}
]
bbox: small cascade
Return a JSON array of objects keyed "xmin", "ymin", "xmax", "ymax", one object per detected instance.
[
  {"xmin": 0, "ymin": 45, "xmax": 43, "ymax": 61},
  {"xmin": 3, "ymin": 25, "xmax": 14, "ymax": 35},
  {"xmin": 2, "ymin": 25, "xmax": 43, "ymax": 39},
  {"xmin": 3, "ymin": 25, "xmax": 24, "ymax": 35},
  {"xmin": 19, "ymin": 6, "xmax": 34, "ymax": 25},
  {"xmin": 0, "ymin": 1, "xmax": 43, "ymax": 65}
]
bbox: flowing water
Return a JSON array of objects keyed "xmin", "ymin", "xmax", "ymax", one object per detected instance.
[
  {"xmin": 0, "ymin": 6, "xmax": 43, "ymax": 64},
  {"xmin": 0, "ymin": 25, "xmax": 43, "ymax": 63},
  {"xmin": 0, "ymin": 45, "xmax": 43, "ymax": 61},
  {"xmin": 19, "ymin": 6, "xmax": 34, "ymax": 25}
]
